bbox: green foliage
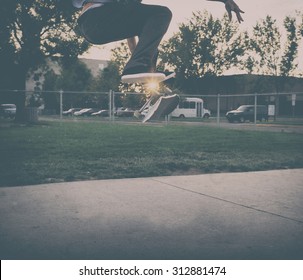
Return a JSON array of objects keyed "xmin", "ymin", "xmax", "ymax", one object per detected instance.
[
  {"xmin": 90, "ymin": 61, "xmax": 121, "ymax": 92},
  {"xmin": 58, "ymin": 60, "xmax": 93, "ymax": 91},
  {"xmin": 280, "ymin": 16, "xmax": 299, "ymax": 76},
  {"xmin": 111, "ymin": 41, "xmax": 131, "ymax": 74},
  {"xmin": 0, "ymin": 0, "xmax": 89, "ymax": 89},
  {"xmin": 0, "ymin": 0, "xmax": 90, "ymax": 120},
  {"xmin": 241, "ymin": 14, "xmax": 302, "ymax": 78},
  {"xmin": 88, "ymin": 61, "xmax": 122, "ymax": 109},
  {"xmin": 42, "ymin": 59, "xmax": 92, "ymax": 92},
  {"xmin": 243, "ymin": 16, "xmax": 282, "ymax": 76},
  {"xmin": 160, "ymin": 11, "xmax": 245, "ymax": 78},
  {"xmin": 41, "ymin": 70, "xmax": 59, "ymax": 110},
  {"xmin": 42, "ymin": 59, "xmax": 94, "ymax": 109}
]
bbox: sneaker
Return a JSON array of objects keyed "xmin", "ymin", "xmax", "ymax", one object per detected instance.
[
  {"xmin": 122, "ymin": 66, "xmax": 166, "ymax": 84},
  {"xmin": 142, "ymin": 94, "xmax": 180, "ymax": 123},
  {"xmin": 121, "ymin": 72, "xmax": 166, "ymax": 84}
]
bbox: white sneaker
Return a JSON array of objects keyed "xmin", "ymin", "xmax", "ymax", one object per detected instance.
[{"xmin": 121, "ymin": 73, "xmax": 166, "ymax": 84}]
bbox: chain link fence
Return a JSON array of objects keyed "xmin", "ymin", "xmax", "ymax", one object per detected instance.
[{"xmin": 1, "ymin": 89, "xmax": 303, "ymax": 125}]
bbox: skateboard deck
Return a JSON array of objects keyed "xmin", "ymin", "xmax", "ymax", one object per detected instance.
[
  {"xmin": 142, "ymin": 94, "xmax": 180, "ymax": 123},
  {"xmin": 121, "ymin": 72, "xmax": 176, "ymax": 84}
]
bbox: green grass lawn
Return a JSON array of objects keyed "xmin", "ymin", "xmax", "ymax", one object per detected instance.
[{"xmin": 1, "ymin": 120, "xmax": 303, "ymax": 187}]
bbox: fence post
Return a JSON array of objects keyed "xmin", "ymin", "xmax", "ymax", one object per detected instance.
[
  {"xmin": 217, "ymin": 94, "xmax": 220, "ymax": 126},
  {"xmin": 291, "ymin": 94, "xmax": 296, "ymax": 118},
  {"xmin": 112, "ymin": 91, "xmax": 115, "ymax": 123},
  {"xmin": 108, "ymin": 90, "xmax": 112, "ymax": 122},
  {"xmin": 254, "ymin": 92, "xmax": 257, "ymax": 125},
  {"xmin": 59, "ymin": 90, "xmax": 63, "ymax": 120}
]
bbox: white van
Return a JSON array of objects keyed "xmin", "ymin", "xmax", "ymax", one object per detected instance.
[{"xmin": 171, "ymin": 97, "xmax": 211, "ymax": 118}]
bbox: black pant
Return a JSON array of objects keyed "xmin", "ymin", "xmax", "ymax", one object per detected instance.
[{"xmin": 78, "ymin": 2, "xmax": 172, "ymax": 73}]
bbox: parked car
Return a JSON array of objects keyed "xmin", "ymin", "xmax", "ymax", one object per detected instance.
[
  {"xmin": 116, "ymin": 108, "xmax": 135, "ymax": 117},
  {"xmin": 73, "ymin": 108, "xmax": 98, "ymax": 116},
  {"xmin": 0, "ymin": 104, "xmax": 16, "ymax": 119},
  {"xmin": 91, "ymin": 110, "xmax": 109, "ymax": 117},
  {"xmin": 226, "ymin": 105, "xmax": 268, "ymax": 123},
  {"xmin": 62, "ymin": 108, "xmax": 81, "ymax": 116}
]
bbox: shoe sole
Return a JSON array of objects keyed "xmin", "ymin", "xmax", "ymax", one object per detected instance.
[{"xmin": 121, "ymin": 73, "xmax": 166, "ymax": 84}]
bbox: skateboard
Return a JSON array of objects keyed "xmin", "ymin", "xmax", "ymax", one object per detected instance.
[{"xmin": 121, "ymin": 72, "xmax": 179, "ymax": 123}]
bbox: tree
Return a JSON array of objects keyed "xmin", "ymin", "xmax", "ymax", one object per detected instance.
[
  {"xmin": 42, "ymin": 69, "xmax": 60, "ymax": 111},
  {"xmin": 87, "ymin": 61, "xmax": 121, "ymax": 109},
  {"xmin": 90, "ymin": 61, "xmax": 121, "ymax": 92},
  {"xmin": 0, "ymin": 1, "xmax": 18, "ymax": 104},
  {"xmin": 245, "ymin": 15, "xmax": 300, "ymax": 77},
  {"xmin": 244, "ymin": 16, "xmax": 282, "ymax": 76},
  {"xmin": 160, "ymin": 11, "xmax": 245, "ymax": 79},
  {"xmin": 43, "ymin": 59, "xmax": 93, "ymax": 109},
  {"xmin": 56, "ymin": 60, "xmax": 92, "ymax": 92},
  {"xmin": 280, "ymin": 16, "xmax": 299, "ymax": 77},
  {"xmin": 0, "ymin": 0, "xmax": 89, "ymax": 121}
]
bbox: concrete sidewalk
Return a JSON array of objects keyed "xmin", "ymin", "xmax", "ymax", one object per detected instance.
[{"xmin": 0, "ymin": 169, "xmax": 303, "ymax": 260}]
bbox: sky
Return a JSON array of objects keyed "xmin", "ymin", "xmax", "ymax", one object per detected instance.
[{"xmin": 82, "ymin": 0, "xmax": 303, "ymax": 62}]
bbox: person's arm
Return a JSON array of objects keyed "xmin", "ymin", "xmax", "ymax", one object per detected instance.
[
  {"xmin": 127, "ymin": 37, "xmax": 137, "ymax": 54},
  {"xmin": 207, "ymin": 0, "xmax": 244, "ymax": 23}
]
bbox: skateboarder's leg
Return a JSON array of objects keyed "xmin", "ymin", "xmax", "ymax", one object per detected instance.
[
  {"xmin": 122, "ymin": 4, "xmax": 172, "ymax": 75},
  {"xmin": 78, "ymin": 3, "xmax": 172, "ymax": 75}
]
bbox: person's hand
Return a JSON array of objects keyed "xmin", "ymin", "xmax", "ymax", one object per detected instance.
[
  {"xmin": 224, "ymin": 0, "xmax": 244, "ymax": 23},
  {"xmin": 207, "ymin": 0, "xmax": 244, "ymax": 23}
]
